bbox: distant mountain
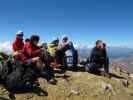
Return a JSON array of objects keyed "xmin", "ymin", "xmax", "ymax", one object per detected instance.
[
  {"xmin": 111, "ymin": 56, "xmax": 133, "ymax": 73},
  {"xmin": 108, "ymin": 47, "xmax": 133, "ymax": 59},
  {"xmin": 78, "ymin": 46, "xmax": 133, "ymax": 59}
]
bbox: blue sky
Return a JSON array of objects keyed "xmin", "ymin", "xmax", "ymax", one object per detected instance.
[{"xmin": 0, "ymin": 0, "xmax": 133, "ymax": 47}]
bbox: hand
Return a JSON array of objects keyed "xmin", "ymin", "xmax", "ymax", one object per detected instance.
[
  {"xmin": 41, "ymin": 47, "xmax": 46, "ymax": 51},
  {"xmin": 32, "ymin": 57, "xmax": 40, "ymax": 62},
  {"xmin": 13, "ymin": 51, "xmax": 22, "ymax": 56}
]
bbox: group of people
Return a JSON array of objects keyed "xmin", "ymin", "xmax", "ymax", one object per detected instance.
[
  {"xmin": 13, "ymin": 31, "xmax": 56, "ymax": 84},
  {"xmin": 0, "ymin": 31, "xmax": 109, "ymax": 99}
]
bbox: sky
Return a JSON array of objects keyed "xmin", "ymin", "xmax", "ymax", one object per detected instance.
[{"xmin": 0, "ymin": 0, "xmax": 133, "ymax": 48}]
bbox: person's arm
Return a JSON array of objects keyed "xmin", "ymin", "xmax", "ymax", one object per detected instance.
[
  {"xmin": 86, "ymin": 57, "xmax": 90, "ymax": 63},
  {"xmin": 102, "ymin": 49, "xmax": 109, "ymax": 73},
  {"xmin": 31, "ymin": 47, "xmax": 42, "ymax": 57},
  {"xmin": 12, "ymin": 43, "xmax": 22, "ymax": 57},
  {"xmin": 33, "ymin": 50, "xmax": 41, "ymax": 56},
  {"xmin": 12, "ymin": 43, "xmax": 17, "ymax": 52},
  {"xmin": 104, "ymin": 49, "xmax": 107, "ymax": 59},
  {"xmin": 104, "ymin": 49, "xmax": 109, "ymax": 64},
  {"xmin": 104, "ymin": 56, "xmax": 109, "ymax": 73}
]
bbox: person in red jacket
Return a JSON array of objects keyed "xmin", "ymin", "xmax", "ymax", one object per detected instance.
[
  {"xmin": 23, "ymin": 35, "xmax": 56, "ymax": 85},
  {"xmin": 23, "ymin": 35, "xmax": 41, "ymax": 62},
  {"xmin": 13, "ymin": 31, "xmax": 24, "ymax": 52},
  {"xmin": 12, "ymin": 31, "xmax": 24, "ymax": 61}
]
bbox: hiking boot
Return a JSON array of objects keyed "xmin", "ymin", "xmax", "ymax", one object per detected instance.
[
  {"xmin": 48, "ymin": 79, "xmax": 57, "ymax": 85},
  {"xmin": 25, "ymin": 82, "xmax": 32, "ymax": 88},
  {"xmin": 9, "ymin": 93, "xmax": 15, "ymax": 100},
  {"xmin": 32, "ymin": 86, "xmax": 48, "ymax": 96},
  {"xmin": 101, "ymin": 71, "xmax": 111, "ymax": 78},
  {"xmin": 37, "ymin": 90, "xmax": 48, "ymax": 96}
]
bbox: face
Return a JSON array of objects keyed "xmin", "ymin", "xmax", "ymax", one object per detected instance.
[
  {"xmin": 17, "ymin": 34, "xmax": 23, "ymax": 40},
  {"xmin": 62, "ymin": 38, "xmax": 68, "ymax": 43},
  {"xmin": 101, "ymin": 44, "xmax": 106, "ymax": 49},
  {"xmin": 33, "ymin": 40, "xmax": 39, "ymax": 46},
  {"xmin": 43, "ymin": 45, "xmax": 48, "ymax": 49},
  {"xmin": 96, "ymin": 42, "xmax": 103, "ymax": 49}
]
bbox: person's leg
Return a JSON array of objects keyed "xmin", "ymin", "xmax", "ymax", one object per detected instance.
[
  {"xmin": 23, "ymin": 62, "xmax": 48, "ymax": 96},
  {"xmin": 85, "ymin": 63, "xmax": 93, "ymax": 72},
  {"xmin": 40, "ymin": 67, "xmax": 53, "ymax": 81},
  {"xmin": 40, "ymin": 66, "xmax": 57, "ymax": 85},
  {"xmin": 31, "ymin": 84, "xmax": 48, "ymax": 96},
  {"xmin": 56, "ymin": 49, "xmax": 65, "ymax": 66},
  {"xmin": 85, "ymin": 63, "xmax": 99, "ymax": 73}
]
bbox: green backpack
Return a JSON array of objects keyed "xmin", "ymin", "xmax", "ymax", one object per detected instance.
[{"xmin": 0, "ymin": 54, "xmax": 13, "ymax": 80}]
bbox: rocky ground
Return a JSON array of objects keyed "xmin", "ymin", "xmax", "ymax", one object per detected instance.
[{"xmin": 0, "ymin": 65, "xmax": 133, "ymax": 100}]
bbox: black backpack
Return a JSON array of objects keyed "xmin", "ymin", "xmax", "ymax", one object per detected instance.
[
  {"xmin": 6, "ymin": 60, "xmax": 37, "ymax": 91},
  {"xmin": 6, "ymin": 61, "xmax": 25, "ymax": 90}
]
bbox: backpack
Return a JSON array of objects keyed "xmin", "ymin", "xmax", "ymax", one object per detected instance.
[
  {"xmin": 6, "ymin": 60, "xmax": 37, "ymax": 91},
  {"xmin": 64, "ymin": 49, "xmax": 74, "ymax": 68},
  {"xmin": 64, "ymin": 49, "xmax": 78, "ymax": 71},
  {"xmin": 0, "ymin": 53, "xmax": 12, "ymax": 80},
  {"xmin": 6, "ymin": 61, "xmax": 25, "ymax": 90}
]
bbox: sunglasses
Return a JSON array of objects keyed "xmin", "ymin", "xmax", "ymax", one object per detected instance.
[{"xmin": 17, "ymin": 34, "xmax": 23, "ymax": 37}]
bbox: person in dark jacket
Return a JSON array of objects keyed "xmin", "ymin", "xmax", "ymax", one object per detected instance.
[{"xmin": 85, "ymin": 40, "xmax": 109, "ymax": 74}]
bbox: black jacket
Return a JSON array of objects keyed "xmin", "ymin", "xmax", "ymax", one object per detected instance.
[{"xmin": 89, "ymin": 47, "xmax": 108, "ymax": 64}]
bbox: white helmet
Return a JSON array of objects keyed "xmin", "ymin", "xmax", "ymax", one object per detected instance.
[{"xmin": 16, "ymin": 31, "xmax": 23, "ymax": 35}]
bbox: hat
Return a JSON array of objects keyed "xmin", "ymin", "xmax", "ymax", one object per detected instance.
[
  {"xmin": 62, "ymin": 35, "xmax": 68, "ymax": 40},
  {"xmin": 16, "ymin": 31, "xmax": 23, "ymax": 35}
]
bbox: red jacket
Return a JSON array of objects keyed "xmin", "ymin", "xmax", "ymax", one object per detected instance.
[
  {"xmin": 23, "ymin": 42, "xmax": 41, "ymax": 61},
  {"xmin": 12, "ymin": 38, "xmax": 25, "ymax": 61},
  {"xmin": 12, "ymin": 38, "xmax": 24, "ymax": 52}
]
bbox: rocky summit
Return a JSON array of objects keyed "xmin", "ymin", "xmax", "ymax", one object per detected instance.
[{"xmin": 0, "ymin": 65, "xmax": 133, "ymax": 100}]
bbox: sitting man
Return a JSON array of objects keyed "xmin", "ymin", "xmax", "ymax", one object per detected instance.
[
  {"xmin": 12, "ymin": 31, "xmax": 24, "ymax": 61},
  {"xmin": 85, "ymin": 40, "xmax": 109, "ymax": 74},
  {"xmin": 22, "ymin": 35, "xmax": 56, "ymax": 85}
]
